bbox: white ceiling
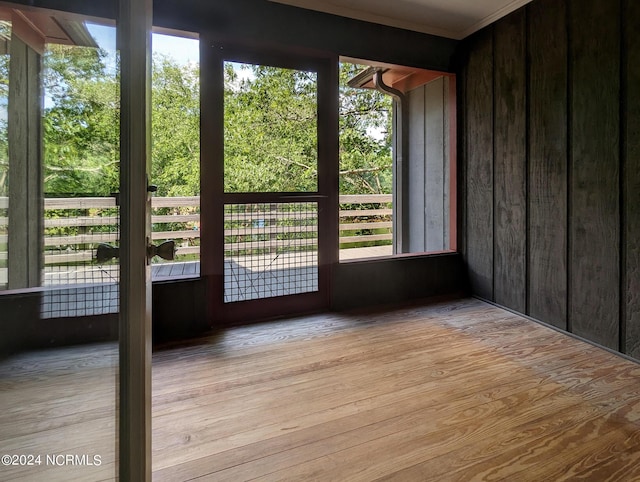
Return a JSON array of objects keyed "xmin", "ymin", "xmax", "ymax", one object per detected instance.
[{"xmin": 269, "ymin": 0, "xmax": 533, "ymax": 39}]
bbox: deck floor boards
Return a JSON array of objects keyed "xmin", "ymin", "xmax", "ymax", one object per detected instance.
[
  {"xmin": 0, "ymin": 246, "xmax": 392, "ymax": 287},
  {"xmin": 1, "ymin": 298, "xmax": 639, "ymax": 481}
]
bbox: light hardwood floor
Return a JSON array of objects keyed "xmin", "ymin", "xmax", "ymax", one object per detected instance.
[{"xmin": 1, "ymin": 298, "xmax": 640, "ymax": 481}]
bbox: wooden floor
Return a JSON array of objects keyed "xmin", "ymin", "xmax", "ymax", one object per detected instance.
[{"xmin": 1, "ymin": 298, "xmax": 640, "ymax": 481}]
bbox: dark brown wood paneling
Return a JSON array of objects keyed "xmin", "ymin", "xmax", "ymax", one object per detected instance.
[
  {"xmin": 493, "ymin": 10, "xmax": 527, "ymax": 313},
  {"xmin": 465, "ymin": 29, "xmax": 494, "ymax": 300},
  {"xmin": 331, "ymin": 253, "xmax": 464, "ymax": 311},
  {"xmin": 569, "ymin": 0, "xmax": 620, "ymax": 349},
  {"xmin": 624, "ymin": 0, "xmax": 640, "ymax": 358},
  {"xmin": 527, "ymin": 0, "xmax": 568, "ymax": 329}
]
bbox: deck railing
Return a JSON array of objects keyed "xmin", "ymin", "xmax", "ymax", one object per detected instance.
[{"xmin": 0, "ymin": 194, "xmax": 392, "ymax": 267}]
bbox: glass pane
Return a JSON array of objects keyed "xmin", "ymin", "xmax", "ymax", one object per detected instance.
[
  {"xmin": 151, "ymin": 33, "xmax": 201, "ymax": 279},
  {"xmin": 224, "ymin": 61, "xmax": 318, "ymax": 193},
  {"xmin": 0, "ymin": 7, "xmax": 119, "ymax": 480},
  {"xmin": 0, "ymin": 21, "xmax": 8, "ymax": 290},
  {"xmin": 224, "ymin": 202, "xmax": 318, "ymax": 302},
  {"xmin": 338, "ymin": 62, "xmax": 393, "ymax": 261},
  {"xmin": 338, "ymin": 62, "xmax": 456, "ymax": 260}
]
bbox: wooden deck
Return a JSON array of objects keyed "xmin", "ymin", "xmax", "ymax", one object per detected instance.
[
  {"xmin": 0, "ymin": 245, "xmax": 393, "ymax": 287},
  {"xmin": 1, "ymin": 298, "xmax": 639, "ymax": 481},
  {"xmin": 17, "ymin": 246, "xmax": 394, "ymax": 318},
  {"xmin": 152, "ymin": 245, "xmax": 391, "ymax": 280}
]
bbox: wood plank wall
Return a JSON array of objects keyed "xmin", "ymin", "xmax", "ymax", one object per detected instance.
[
  {"xmin": 527, "ymin": 0, "xmax": 568, "ymax": 331},
  {"xmin": 459, "ymin": 0, "xmax": 640, "ymax": 358},
  {"xmin": 625, "ymin": 0, "xmax": 640, "ymax": 357},
  {"xmin": 464, "ymin": 29, "xmax": 494, "ymax": 301},
  {"xmin": 569, "ymin": 0, "xmax": 620, "ymax": 349},
  {"xmin": 493, "ymin": 10, "xmax": 526, "ymax": 314}
]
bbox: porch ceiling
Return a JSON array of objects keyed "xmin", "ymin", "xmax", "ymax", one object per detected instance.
[
  {"xmin": 0, "ymin": 7, "xmax": 98, "ymax": 49},
  {"xmin": 269, "ymin": 0, "xmax": 532, "ymax": 39}
]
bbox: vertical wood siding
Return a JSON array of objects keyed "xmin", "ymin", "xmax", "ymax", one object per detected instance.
[
  {"xmin": 460, "ymin": 0, "xmax": 638, "ymax": 357},
  {"xmin": 424, "ymin": 77, "xmax": 447, "ymax": 251},
  {"xmin": 465, "ymin": 29, "xmax": 494, "ymax": 300},
  {"xmin": 569, "ymin": 0, "xmax": 620, "ymax": 349},
  {"xmin": 527, "ymin": 0, "xmax": 568, "ymax": 330},
  {"xmin": 407, "ymin": 77, "xmax": 449, "ymax": 253},
  {"xmin": 493, "ymin": 9, "xmax": 527, "ymax": 313},
  {"xmin": 408, "ymin": 85, "xmax": 427, "ymax": 251},
  {"xmin": 624, "ymin": 0, "xmax": 640, "ymax": 358}
]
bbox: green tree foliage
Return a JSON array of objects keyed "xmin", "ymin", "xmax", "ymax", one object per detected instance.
[
  {"xmin": 39, "ymin": 43, "xmax": 391, "ymax": 197},
  {"xmin": 224, "ymin": 62, "xmax": 318, "ymax": 192},
  {"xmin": 223, "ymin": 61, "xmax": 392, "ymax": 194},
  {"xmin": 41, "ymin": 46, "xmax": 203, "ymax": 197},
  {"xmin": 0, "ymin": 22, "xmax": 12, "ymax": 197},
  {"xmin": 43, "ymin": 44, "xmax": 119, "ymax": 195},
  {"xmin": 339, "ymin": 64, "xmax": 392, "ymax": 194},
  {"xmin": 151, "ymin": 55, "xmax": 200, "ymax": 196}
]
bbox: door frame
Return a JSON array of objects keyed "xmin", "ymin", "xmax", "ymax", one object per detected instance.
[
  {"xmin": 200, "ymin": 37, "xmax": 339, "ymax": 325},
  {"xmin": 118, "ymin": 0, "xmax": 153, "ymax": 479}
]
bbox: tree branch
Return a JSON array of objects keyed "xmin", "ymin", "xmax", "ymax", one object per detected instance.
[
  {"xmin": 361, "ymin": 178, "xmax": 375, "ymax": 193},
  {"xmin": 276, "ymin": 156, "xmax": 317, "ymax": 173},
  {"xmin": 342, "ymin": 175, "xmax": 377, "ymax": 194},
  {"xmin": 45, "ymin": 160, "xmax": 119, "ymax": 173},
  {"xmin": 339, "ymin": 165, "xmax": 391, "ymax": 175}
]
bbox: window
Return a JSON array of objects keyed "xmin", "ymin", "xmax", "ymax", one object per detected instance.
[
  {"xmin": 339, "ymin": 60, "xmax": 456, "ymax": 261},
  {"xmin": 150, "ymin": 31, "xmax": 201, "ymax": 279}
]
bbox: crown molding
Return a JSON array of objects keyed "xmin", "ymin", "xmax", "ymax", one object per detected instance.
[
  {"xmin": 459, "ymin": 0, "xmax": 533, "ymax": 38},
  {"xmin": 270, "ymin": 0, "xmax": 533, "ymax": 40}
]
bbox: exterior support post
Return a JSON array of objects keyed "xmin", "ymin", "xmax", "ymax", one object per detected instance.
[{"xmin": 7, "ymin": 29, "xmax": 43, "ymax": 289}]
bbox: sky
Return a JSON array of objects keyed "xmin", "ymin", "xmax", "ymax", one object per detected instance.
[
  {"xmin": 86, "ymin": 23, "xmax": 254, "ymax": 81},
  {"xmin": 86, "ymin": 23, "xmax": 200, "ymax": 66},
  {"xmin": 61, "ymin": 25, "xmax": 256, "ymax": 103},
  {"xmin": 31, "ymin": 24, "xmax": 200, "ymax": 110}
]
